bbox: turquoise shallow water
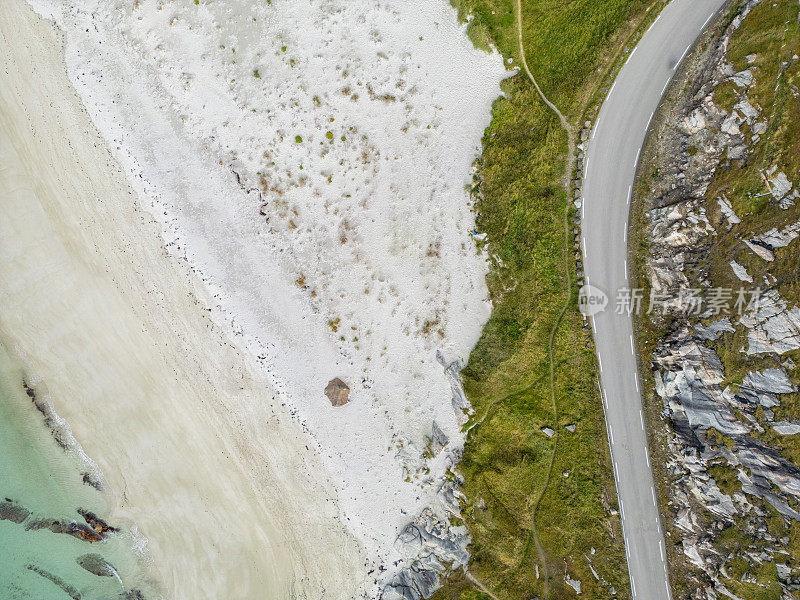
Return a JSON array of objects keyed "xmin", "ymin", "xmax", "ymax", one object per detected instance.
[{"xmin": 0, "ymin": 342, "xmax": 158, "ymax": 600}]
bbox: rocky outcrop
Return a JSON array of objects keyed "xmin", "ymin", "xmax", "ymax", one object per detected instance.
[
  {"xmin": 638, "ymin": 1, "xmax": 800, "ymax": 597},
  {"xmin": 77, "ymin": 553, "xmax": 116, "ymax": 577},
  {"xmin": 381, "ymin": 477, "xmax": 470, "ymax": 600},
  {"xmin": 1, "ymin": 499, "xmax": 118, "ymax": 543},
  {"xmin": 381, "ymin": 357, "xmax": 474, "ymax": 600}
]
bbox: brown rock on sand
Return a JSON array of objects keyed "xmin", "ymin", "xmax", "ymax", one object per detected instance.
[{"xmin": 325, "ymin": 378, "xmax": 350, "ymax": 407}]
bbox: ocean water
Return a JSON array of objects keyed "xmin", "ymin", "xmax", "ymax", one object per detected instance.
[{"xmin": 0, "ymin": 342, "xmax": 158, "ymax": 600}]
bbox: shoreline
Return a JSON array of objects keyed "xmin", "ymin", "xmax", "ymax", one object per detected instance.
[{"xmin": 0, "ymin": 2, "xmax": 367, "ymax": 598}]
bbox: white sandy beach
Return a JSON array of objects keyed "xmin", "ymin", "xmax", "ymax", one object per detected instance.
[
  {"xmin": 0, "ymin": 0, "xmax": 507, "ymax": 596},
  {"xmin": 0, "ymin": 2, "xmax": 366, "ymax": 598}
]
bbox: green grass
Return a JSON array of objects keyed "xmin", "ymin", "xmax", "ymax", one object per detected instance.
[
  {"xmin": 431, "ymin": 2, "xmax": 663, "ymax": 599},
  {"xmin": 451, "ymin": 0, "xmax": 653, "ymax": 118}
]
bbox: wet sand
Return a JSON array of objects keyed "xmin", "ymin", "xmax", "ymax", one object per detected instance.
[{"xmin": 0, "ymin": 2, "xmax": 366, "ymax": 598}]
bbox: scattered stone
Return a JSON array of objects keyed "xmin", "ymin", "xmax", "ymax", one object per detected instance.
[
  {"xmin": 564, "ymin": 574, "xmax": 582, "ymax": 594},
  {"xmin": 734, "ymin": 99, "xmax": 758, "ymax": 122},
  {"xmin": 717, "ymin": 196, "xmax": 741, "ymax": 228},
  {"xmin": 744, "ymin": 239, "xmax": 774, "ymax": 261},
  {"xmin": 729, "ymin": 260, "xmax": 753, "ymax": 283},
  {"xmin": 768, "ymin": 171, "xmax": 793, "ymax": 200},
  {"xmin": 324, "ymin": 377, "xmax": 350, "ymax": 407},
  {"xmin": 385, "ymin": 477, "xmax": 470, "ymax": 600},
  {"xmin": 541, "ymin": 427, "xmax": 555, "ymax": 438},
  {"xmin": 565, "ymin": 423, "xmax": 576, "ymax": 433},
  {"xmin": 777, "ymin": 563, "xmax": 792, "ymax": 580}
]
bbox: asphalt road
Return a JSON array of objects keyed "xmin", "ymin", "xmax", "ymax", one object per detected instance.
[{"xmin": 581, "ymin": 1, "xmax": 728, "ymax": 598}]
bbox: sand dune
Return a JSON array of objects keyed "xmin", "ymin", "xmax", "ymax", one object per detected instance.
[{"xmin": 0, "ymin": 2, "xmax": 366, "ymax": 598}]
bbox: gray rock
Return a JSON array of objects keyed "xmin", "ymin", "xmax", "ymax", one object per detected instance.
[
  {"xmin": 739, "ymin": 290, "xmax": 800, "ymax": 355},
  {"xmin": 734, "ymin": 99, "xmax": 758, "ymax": 122},
  {"xmin": 430, "ymin": 422, "xmax": 448, "ymax": 454},
  {"xmin": 752, "ymin": 219, "xmax": 800, "ymax": 249},
  {"xmin": 730, "ymin": 69, "xmax": 754, "ymax": 87},
  {"xmin": 564, "ymin": 575, "xmax": 582, "ymax": 594},
  {"xmin": 717, "ymin": 196, "xmax": 741, "ymax": 228},
  {"xmin": 721, "ymin": 114, "xmax": 740, "ymax": 136},
  {"xmin": 541, "ymin": 427, "xmax": 555, "ymax": 438},
  {"xmin": 744, "ymin": 239, "xmax": 775, "ymax": 261},
  {"xmin": 385, "ymin": 477, "xmax": 470, "ymax": 599},
  {"xmin": 694, "ymin": 318, "xmax": 735, "ymax": 341},
  {"xmin": 654, "ymin": 329, "xmax": 749, "ymax": 436},
  {"xmin": 729, "ymin": 260, "xmax": 753, "ymax": 282},
  {"xmin": 768, "ymin": 171, "xmax": 793, "ymax": 201},
  {"xmin": 736, "ymin": 368, "xmax": 795, "ymax": 408},
  {"xmin": 773, "ymin": 421, "xmax": 800, "ymax": 435}
]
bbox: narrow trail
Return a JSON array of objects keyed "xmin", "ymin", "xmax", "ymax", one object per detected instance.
[
  {"xmin": 515, "ymin": 0, "xmax": 576, "ymax": 187},
  {"xmin": 514, "ymin": 0, "xmax": 576, "ymax": 598}
]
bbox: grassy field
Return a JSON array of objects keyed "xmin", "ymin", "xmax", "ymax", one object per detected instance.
[
  {"xmin": 431, "ymin": 2, "xmax": 660, "ymax": 599},
  {"xmin": 629, "ymin": 1, "xmax": 800, "ymax": 597}
]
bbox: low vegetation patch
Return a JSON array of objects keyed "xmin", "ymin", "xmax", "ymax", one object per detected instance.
[{"xmin": 433, "ymin": 1, "xmax": 664, "ymax": 598}]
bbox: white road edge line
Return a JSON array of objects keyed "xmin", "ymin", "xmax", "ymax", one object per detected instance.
[
  {"xmin": 702, "ymin": 13, "xmax": 713, "ymax": 28},
  {"xmin": 661, "ymin": 79, "xmax": 669, "ymax": 95},
  {"xmin": 678, "ymin": 43, "xmax": 691, "ymax": 64},
  {"xmin": 630, "ymin": 334, "xmax": 635, "ymax": 354}
]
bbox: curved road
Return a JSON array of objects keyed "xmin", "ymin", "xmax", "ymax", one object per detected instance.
[{"xmin": 581, "ymin": 0, "xmax": 727, "ymax": 598}]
